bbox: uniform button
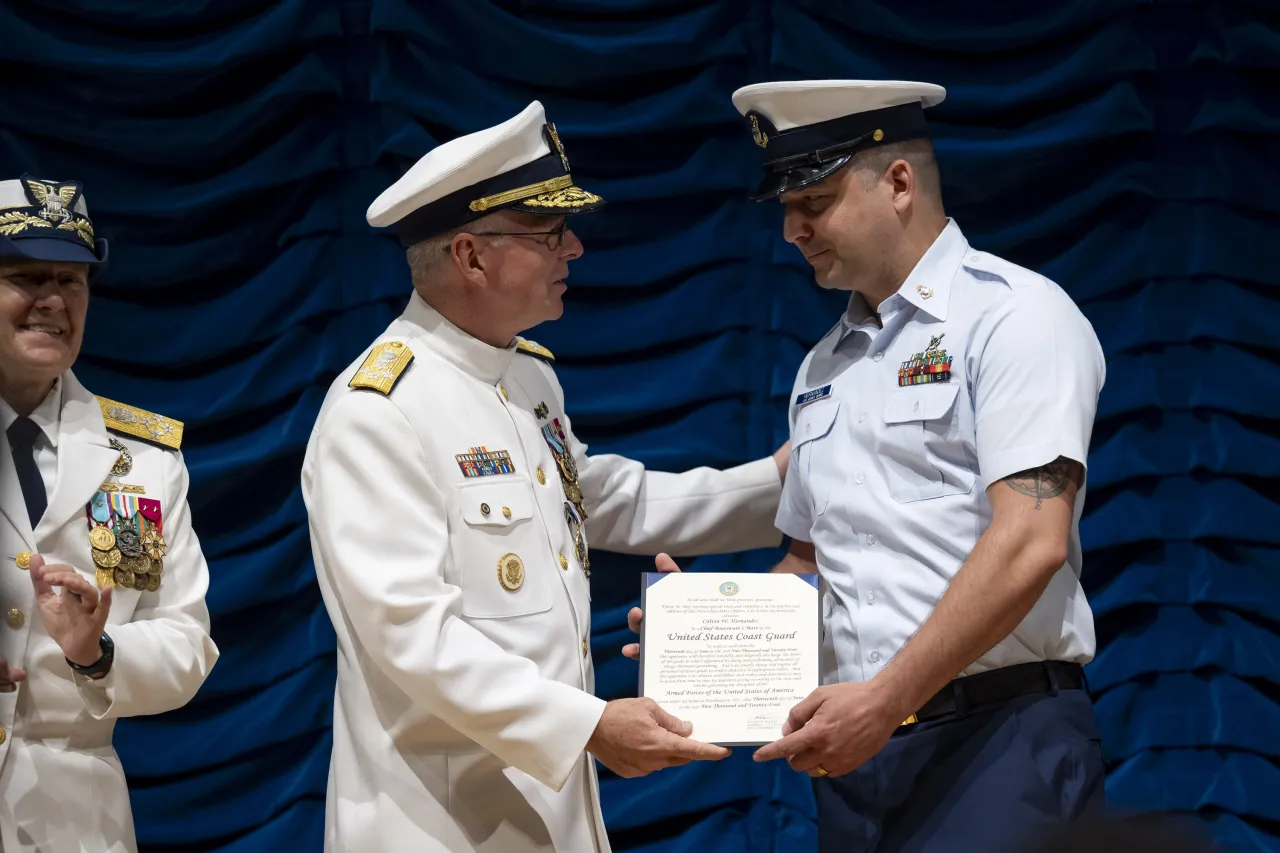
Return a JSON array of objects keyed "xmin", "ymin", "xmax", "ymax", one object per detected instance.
[
  {"xmin": 866, "ymin": 533, "xmax": 876, "ymax": 546},
  {"xmin": 559, "ymin": 553, "xmax": 569, "ymax": 571},
  {"xmin": 582, "ymin": 638, "xmax": 589, "ymax": 657},
  {"xmin": 870, "ymin": 651, "xmax": 881, "ymax": 663},
  {"xmin": 855, "ymin": 473, "xmax": 865, "ymax": 485},
  {"xmin": 480, "ymin": 503, "xmax": 490, "ymax": 517},
  {"xmin": 0, "ymin": 727, "xmax": 6, "ymax": 745},
  {"xmin": 867, "ymin": 592, "xmax": 877, "ymax": 604},
  {"xmin": 873, "ymin": 353, "xmax": 884, "ymax": 362},
  {"xmin": 15, "ymin": 552, "xmax": 31, "ymax": 570},
  {"xmin": 6, "ymin": 609, "xmax": 23, "ymax": 629},
  {"xmin": 857, "ymin": 413, "xmax": 866, "ymax": 424},
  {"xmin": 537, "ymin": 468, "xmax": 546, "ymax": 485},
  {"xmin": 499, "ymin": 385, "xmax": 509, "ymax": 401},
  {"xmin": 502, "ymin": 506, "xmax": 512, "ymax": 519}
]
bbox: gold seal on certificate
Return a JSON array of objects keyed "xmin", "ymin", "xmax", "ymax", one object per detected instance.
[{"xmin": 638, "ymin": 572, "xmax": 820, "ymax": 746}]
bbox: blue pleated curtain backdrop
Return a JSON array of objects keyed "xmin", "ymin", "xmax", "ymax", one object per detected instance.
[{"xmin": 1, "ymin": 1, "xmax": 1277, "ymax": 851}]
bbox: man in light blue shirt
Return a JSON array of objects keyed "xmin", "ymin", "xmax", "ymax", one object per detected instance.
[{"xmin": 736, "ymin": 80, "xmax": 1108, "ymax": 851}]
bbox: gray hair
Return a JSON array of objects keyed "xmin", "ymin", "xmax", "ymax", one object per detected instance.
[{"xmin": 406, "ymin": 218, "xmax": 509, "ymax": 290}]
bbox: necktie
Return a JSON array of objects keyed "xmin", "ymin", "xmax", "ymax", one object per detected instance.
[{"xmin": 8, "ymin": 417, "xmax": 48, "ymax": 530}]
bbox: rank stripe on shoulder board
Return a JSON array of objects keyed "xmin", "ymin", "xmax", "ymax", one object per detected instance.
[
  {"xmin": 516, "ymin": 339, "xmax": 555, "ymax": 363},
  {"xmin": 794, "ymin": 385, "xmax": 832, "ymax": 407},
  {"xmin": 96, "ymin": 396, "xmax": 183, "ymax": 450},
  {"xmin": 350, "ymin": 341, "xmax": 414, "ymax": 395}
]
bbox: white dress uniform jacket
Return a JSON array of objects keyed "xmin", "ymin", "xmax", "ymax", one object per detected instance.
[
  {"xmin": 0, "ymin": 371, "xmax": 219, "ymax": 853},
  {"xmin": 303, "ymin": 293, "xmax": 783, "ymax": 853},
  {"xmin": 776, "ymin": 220, "xmax": 1106, "ymax": 687}
]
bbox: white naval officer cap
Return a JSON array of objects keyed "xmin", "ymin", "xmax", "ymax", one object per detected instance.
[
  {"xmin": 731, "ymin": 80, "xmax": 946, "ymax": 201},
  {"xmin": 0, "ymin": 175, "xmax": 107, "ymax": 267},
  {"xmin": 367, "ymin": 101, "xmax": 605, "ymax": 248}
]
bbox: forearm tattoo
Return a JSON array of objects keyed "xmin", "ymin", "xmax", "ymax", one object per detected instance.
[{"xmin": 1003, "ymin": 457, "xmax": 1078, "ymax": 510}]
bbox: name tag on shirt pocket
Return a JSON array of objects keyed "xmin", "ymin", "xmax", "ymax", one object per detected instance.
[
  {"xmin": 880, "ymin": 383, "xmax": 973, "ymax": 503},
  {"xmin": 455, "ymin": 479, "xmax": 552, "ymax": 618},
  {"xmin": 794, "ymin": 398, "xmax": 841, "ymax": 516}
]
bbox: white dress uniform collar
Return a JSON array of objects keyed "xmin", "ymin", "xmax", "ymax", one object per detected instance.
[
  {"xmin": 400, "ymin": 291, "xmax": 518, "ymax": 385},
  {"xmin": 0, "ymin": 377, "xmax": 62, "ymax": 447},
  {"xmin": 838, "ymin": 218, "xmax": 969, "ymax": 345}
]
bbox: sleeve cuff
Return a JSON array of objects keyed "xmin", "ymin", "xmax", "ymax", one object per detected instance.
[
  {"xmin": 980, "ymin": 443, "xmax": 1088, "ymax": 489},
  {"xmin": 540, "ymin": 690, "xmax": 608, "ymax": 792}
]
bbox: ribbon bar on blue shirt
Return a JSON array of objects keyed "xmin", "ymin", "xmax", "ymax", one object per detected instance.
[{"xmin": 794, "ymin": 385, "xmax": 832, "ymax": 407}]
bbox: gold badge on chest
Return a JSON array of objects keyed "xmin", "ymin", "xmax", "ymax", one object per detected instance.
[{"xmin": 498, "ymin": 553, "xmax": 525, "ymax": 591}]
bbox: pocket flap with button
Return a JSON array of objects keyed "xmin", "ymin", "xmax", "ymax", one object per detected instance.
[
  {"xmin": 883, "ymin": 383, "xmax": 959, "ymax": 424},
  {"xmin": 459, "ymin": 480, "xmax": 534, "ymax": 527},
  {"xmin": 794, "ymin": 399, "xmax": 840, "ymax": 447}
]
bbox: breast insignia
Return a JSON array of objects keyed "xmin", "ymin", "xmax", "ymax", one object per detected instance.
[
  {"xmin": 515, "ymin": 339, "xmax": 555, "ymax": 364},
  {"xmin": 349, "ymin": 341, "xmax": 414, "ymax": 395},
  {"xmin": 96, "ymin": 396, "xmax": 183, "ymax": 450}
]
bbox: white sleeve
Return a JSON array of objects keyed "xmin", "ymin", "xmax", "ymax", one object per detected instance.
[
  {"xmin": 76, "ymin": 449, "xmax": 219, "ymax": 719},
  {"xmin": 304, "ymin": 392, "xmax": 604, "ymax": 793},
  {"xmin": 774, "ymin": 448, "xmax": 813, "ymax": 543},
  {"xmin": 972, "ymin": 284, "xmax": 1106, "ymax": 485}
]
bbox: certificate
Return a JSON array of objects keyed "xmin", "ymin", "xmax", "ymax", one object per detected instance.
[{"xmin": 638, "ymin": 572, "xmax": 820, "ymax": 746}]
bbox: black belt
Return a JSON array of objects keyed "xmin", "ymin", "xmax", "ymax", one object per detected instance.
[{"xmin": 900, "ymin": 661, "xmax": 1084, "ymax": 728}]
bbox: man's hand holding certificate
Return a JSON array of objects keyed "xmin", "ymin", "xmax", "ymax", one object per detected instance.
[{"xmin": 629, "ymin": 555, "xmax": 820, "ymax": 746}]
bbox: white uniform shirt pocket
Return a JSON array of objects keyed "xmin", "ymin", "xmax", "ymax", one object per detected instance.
[
  {"xmin": 879, "ymin": 383, "xmax": 975, "ymax": 503},
  {"xmin": 453, "ymin": 479, "xmax": 552, "ymax": 618},
  {"xmin": 794, "ymin": 399, "xmax": 842, "ymax": 516}
]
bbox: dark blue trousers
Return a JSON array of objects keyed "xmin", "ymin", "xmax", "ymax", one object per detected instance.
[{"xmin": 814, "ymin": 688, "xmax": 1106, "ymax": 853}]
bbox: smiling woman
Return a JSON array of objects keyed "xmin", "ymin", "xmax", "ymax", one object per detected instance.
[{"xmin": 0, "ymin": 261, "xmax": 89, "ymax": 415}]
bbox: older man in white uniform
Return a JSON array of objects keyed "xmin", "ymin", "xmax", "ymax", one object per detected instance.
[
  {"xmin": 729, "ymin": 82, "xmax": 1109, "ymax": 852},
  {"xmin": 0, "ymin": 175, "xmax": 219, "ymax": 852},
  {"xmin": 302, "ymin": 102, "xmax": 787, "ymax": 853}
]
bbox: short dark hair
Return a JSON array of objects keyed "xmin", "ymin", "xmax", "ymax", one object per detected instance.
[{"xmin": 848, "ymin": 138, "xmax": 943, "ymax": 206}]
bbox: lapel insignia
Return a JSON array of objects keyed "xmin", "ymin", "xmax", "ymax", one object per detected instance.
[
  {"xmin": 898, "ymin": 333, "xmax": 952, "ymax": 386},
  {"xmin": 534, "ymin": 401, "xmax": 549, "ymax": 420},
  {"xmin": 456, "ymin": 446, "xmax": 515, "ymax": 478},
  {"xmin": 794, "ymin": 384, "xmax": 832, "ymax": 408},
  {"xmin": 349, "ymin": 341, "xmax": 413, "ymax": 395},
  {"xmin": 108, "ymin": 438, "xmax": 133, "ymax": 477}
]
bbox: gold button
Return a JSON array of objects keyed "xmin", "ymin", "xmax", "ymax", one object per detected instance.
[
  {"xmin": 6, "ymin": 610, "xmax": 22, "ymax": 630},
  {"xmin": 0, "ymin": 727, "xmax": 6, "ymax": 745},
  {"xmin": 480, "ymin": 503, "xmax": 490, "ymax": 517},
  {"xmin": 559, "ymin": 553, "xmax": 568, "ymax": 571},
  {"xmin": 581, "ymin": 638, "xmax": 588, "ymax": 657},
  {"xmin": 873, "ymin": 128, "xmax": 885, "ymax": 142},
  {"xmin": 502, "ymin": 506, "xmax": 512, "ymax": 519},
  {"xmin": 15, "ymin": 552, "xmax": 31, "ymax": 570},
  {"xmin": 536, "ymin": 468, "xmax": 546, "ymax": 485},
  {"xmin": 499, "ymin": 385, "xmax": 508, "ymax": 401}
]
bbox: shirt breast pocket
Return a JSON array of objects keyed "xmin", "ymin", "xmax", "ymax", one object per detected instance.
[
  {"xmin": 879, "ymin": 383, "xmax": 975, "ymax": 503},
  {"xmin": 794, "ymin": 399, "xmax": 841, "ymax": 516},
  {"xmin": 454, "ymin": 479, "xmax": 552, "ymax": 619}
]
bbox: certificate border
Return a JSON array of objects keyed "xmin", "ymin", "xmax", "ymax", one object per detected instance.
[{"xmin": 638, "ymin": 571, "xmax": 821, "ymax": 747}]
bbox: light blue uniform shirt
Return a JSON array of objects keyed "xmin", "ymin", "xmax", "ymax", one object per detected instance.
[{"xmin": 776, "ymin": 220, "xmax": 1106, "ymax": 687}]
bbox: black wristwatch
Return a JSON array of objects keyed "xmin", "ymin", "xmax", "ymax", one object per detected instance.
[{"xmin": 66, "ymin": 633, "xmax": 115, "ymax": 680}]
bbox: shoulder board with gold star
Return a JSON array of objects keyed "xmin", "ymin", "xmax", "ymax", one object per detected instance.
[
  {"xmin": 515, "ymin": 339, "xmax": 555, "ymax": 364},
  {"xmin": 349, "ymin": 340, "xmax": 414, "ymax": 395},
  {"xmin": 96, "ymin": 396, "xmax": 183, "ymax": 450}
]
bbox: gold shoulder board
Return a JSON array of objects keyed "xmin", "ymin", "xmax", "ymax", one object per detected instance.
[
  {"xmin": 516, "ymin": 339, "xmax": 555, "ymax": 364},
  {"xmin": 349, "ymin": 341, "xmax": 414, "ymax": 394},
  {"xmin": 96, "ymin": 396, "xmax": 183, "ymax": 450}
]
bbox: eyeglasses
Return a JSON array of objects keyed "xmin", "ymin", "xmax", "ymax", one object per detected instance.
[{"xmin": 453, "ymin": 219, "xmax": 570, "ymax": 252}]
